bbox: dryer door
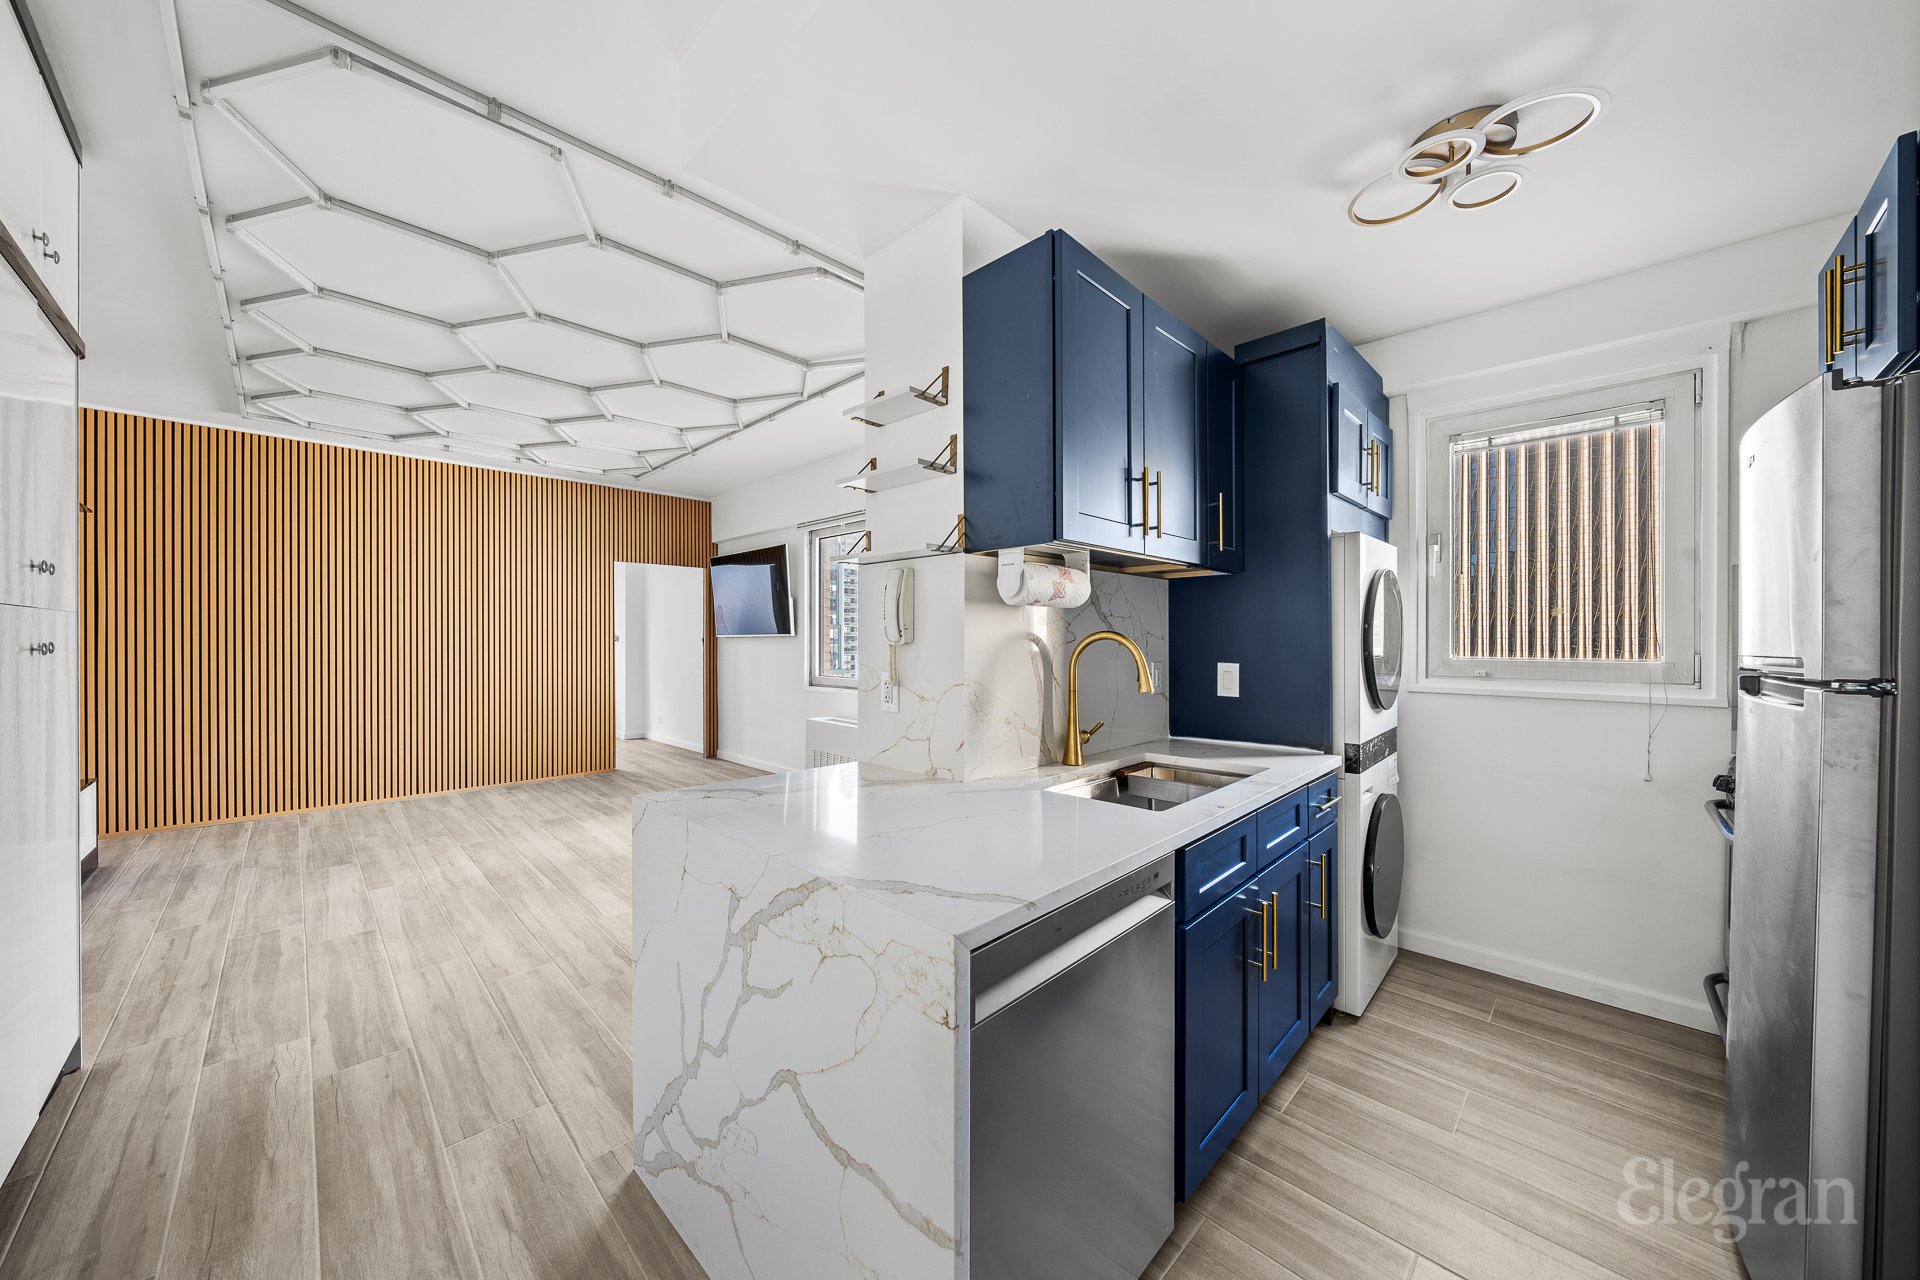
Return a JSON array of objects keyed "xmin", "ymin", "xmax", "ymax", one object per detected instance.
[
  {"xmin": 1363, "ymin": 791, "xmax": 1404, "ymax": 938},
  {"xmin": 1362, "ymin": 569, "xmax": 1403, "ymax": 712}
]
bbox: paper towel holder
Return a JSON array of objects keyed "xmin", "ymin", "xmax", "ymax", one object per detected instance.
[{"xmin": 997, "ymin": 547, "xmax": 1089, "ymax": 604}]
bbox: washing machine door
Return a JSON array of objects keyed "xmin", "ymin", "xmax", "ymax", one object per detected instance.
[
  {"xmin": 1362, "ymin": 569, "xmax": 1403, "ymax": 712},
  {"xmin": 1363, "ymin": 791, "xmax": 1404, "ymax": 938}
]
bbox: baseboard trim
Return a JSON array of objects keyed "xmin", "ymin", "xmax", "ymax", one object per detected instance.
[
  {"xmin": 715, "ymin": 749, "xmax": 791, "ymax": 775},
  {"xmin": 641, "ymin": 732, "xmax": 704, "ymax": 755},
  {"xmin": 1395, "ymin": 925, "xmax": 1720, "ymax": 1033}
]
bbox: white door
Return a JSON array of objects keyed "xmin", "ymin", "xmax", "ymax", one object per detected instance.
[{"xmin": 0, "ymin": 603, "xmax": 80, "ymax": 1174}]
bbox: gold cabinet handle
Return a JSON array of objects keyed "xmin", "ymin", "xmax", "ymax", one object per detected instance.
[
  {"xmin": 1269, "ymin": 892, "xmax": 1281, "ymax": 978},
  {"xmin": 1154, "ymin": 469, "xmax": 1164, "ymax": 536},
  {"xmin": 1358, "ymin": 436, "xmax": 1371, "ymax": 491},
  {"xmin": 1372, "ymin": 441, "xmax": 1385, "ymax": 496},
  {"xmin": 1138, "ymin": 469, "xmax": 1151, "ymax": 530},
  {"xmin": 1307, "ymin": 857, "xmax": 1323, "ymax": 916},
  {"xmin": 1246, "ymin": 894, "xmax": 1270, "ymax": 979},
  {"xmin": 1826, "ymin": 257, "xmax": 1841, "ymax": 363}
]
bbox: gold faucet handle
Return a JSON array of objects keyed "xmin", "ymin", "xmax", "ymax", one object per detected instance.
[{"xmin": 1078, "ymin": 720, "xmax": 1106, "ymax": 745}]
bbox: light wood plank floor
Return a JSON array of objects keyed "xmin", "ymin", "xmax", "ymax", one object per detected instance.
[
  {"xmin": 0, "ymin": 739, "xmax": 756, "ymax": 1280},
  {"xmin": 1, "ymin": 739, "xmax": 1744, "ymax": 1280}
]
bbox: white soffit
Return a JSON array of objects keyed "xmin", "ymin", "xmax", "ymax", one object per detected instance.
[{"xmin": 162, "ymin": 0, "xmax": 867, "ymax": 488}]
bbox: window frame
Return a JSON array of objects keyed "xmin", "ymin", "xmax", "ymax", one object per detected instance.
[
  {"xmin": 1403, "ymin": 334, "xmax": 1730, "ymax": 708},
  {"xmin": 807, "ymin": 517, "xmax": 865, "ymax": 689}
]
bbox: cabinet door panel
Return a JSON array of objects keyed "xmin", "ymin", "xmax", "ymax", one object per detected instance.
[
  {"xmin": 1056, "ymin": 235, "xmax": 1145, "ymax": 552},
  {"xmin": 1307, "ymin": 825, "xmax": 1337, "ymax": 1023},
  {"xmin": 1177, "ymin": 881, "xmax": 1258, "ymax": 1199},
  {"xmin": 33, "ymin": 91, "xmax": 80, "ymax": 328},
  {"xmin": 0, "ymin": 603, "xmax": 79, "ymax": 1175},
  {"xmin": 0, "ymin": 17, "xmax": 42, "ymax": 253},
  {"xmin": 1253, "ymin": 845, "xmax": 1310, "ymax": 1095},
  {"xmin": 1144, "ymin": 300, "xmax": 1204, "ymax": 564},
  {"xmin": 1203, "ymin": 346, "xmax": 1243, "ymax": 573},
  {"xmin": 1329, "ymin": 383, "xmax": 1368, "ymax": 509},
  {"xmin": 0, "ymin": 275, "xmax": 77, "ymax": 612},
  {"xmin": 1364, "ymin": 411, "xmax": 1393, "ymax": 519},
  {"xmin": 1856, "ymin": 132, "xmax": 1917, "ymax": 383}
]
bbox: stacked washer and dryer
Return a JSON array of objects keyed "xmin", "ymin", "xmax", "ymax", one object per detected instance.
[{"xmin": 1328, "ymin": 533, "xmax": 1406, "ymax": 1015}]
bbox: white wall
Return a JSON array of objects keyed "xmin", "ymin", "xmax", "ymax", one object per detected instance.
[
  {"xmin": 1360, "ymin": 215, "xmax": 1843, "ymax": 1030},
  {"xmin": 709, "ymin": 450, "xmax": 864, "ymax": 772},
  {"xmin": 615, "ymin": 565, "xmax": 647, "ymax": 738},
  {"xmin": 615, "ymin": 564, "xmax": 707, "ymax": 751}
]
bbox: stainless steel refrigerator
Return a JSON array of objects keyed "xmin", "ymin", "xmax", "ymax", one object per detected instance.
[{"xmin": 1732, "ymin": 372, "xmax": 1919, "ymax": 1280}]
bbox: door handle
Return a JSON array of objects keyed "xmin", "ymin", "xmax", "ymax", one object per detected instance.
[
  {"xmin": 1153, "ymin": 470, "xmax": 1163, "ymax": 537},
  {"xmin": 1138, "ymin": 470, "xmax": 1151, "ymax": 530},
  {"xmin": 1313, "ymin": 794, "xmax": 1340, "ymax": 814},
  {"xmin": 28, "ymin": 642, "xmax": 55, "ymax": 656},
  {"xmin": 27, "ymin": 559, "xmax": 56, "ymax": 575},
  {"xmin": 1359, "ymin": 437, "xmax": 1371, "ymax": 490},
  {"xmin": 1305, "ymin": 857, "xmax": 1328, "ymax": 919},
  {"xmin": 1214, "ymin": 491, "xmax": 1226, "ymax": 550}
]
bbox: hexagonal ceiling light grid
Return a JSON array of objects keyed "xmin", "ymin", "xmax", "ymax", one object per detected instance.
[{"xmin": 161, "ymin": 8, "xmax": 866, "ymax": 485}]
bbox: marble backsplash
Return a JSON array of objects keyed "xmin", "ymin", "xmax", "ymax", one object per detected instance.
[{"xmin": 857, "ymin": 555, "xmax": 1169, "ymax": 779}]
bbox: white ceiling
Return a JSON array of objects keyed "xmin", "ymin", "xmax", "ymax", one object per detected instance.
[{"xmin": 39, "ymin": 0, "xmax": 1920, "ymax": 497}]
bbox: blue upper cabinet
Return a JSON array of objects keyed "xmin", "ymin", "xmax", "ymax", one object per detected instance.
[
  {"xmin": 1329, "ymin": 383, "xmax": 1369, "ymax": 509},
  {"xmin": 964, "ymin": 230, "xmax": 1232, "ymax": 570},
  {"xmin": 1202, "ymin": 345, "xmax": 1244, "ymax": 574},
  {"xmin": 1144, "ymin": 301, "xmax": 1206, "ymax": 565},
  {"xmin": 1364, "ymin": 409, "xmax": 1393, "ymax": 520},
  {"xmin": 1823, "ymin": 132, "xmax": 1918, "ymax": 385},
  {"xmin": 1056, "ymin": 235, "xmax": 1146, "ymax": 552}
]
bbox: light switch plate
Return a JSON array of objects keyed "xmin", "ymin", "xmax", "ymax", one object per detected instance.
[{"xmin": 1217, "ymin": 662, "xmax": 1240, "ymax": 697}]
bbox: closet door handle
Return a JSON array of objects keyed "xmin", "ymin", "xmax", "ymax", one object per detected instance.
[
  {"xmin": 28, "ymin": 559, "xmax": 56, "ymax": 575},
  {"xmin": 28, "ymin": 642, "xmax": 56, "ymax": 656}
]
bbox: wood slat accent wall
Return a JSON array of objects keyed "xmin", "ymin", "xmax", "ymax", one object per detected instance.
[{"xmin": 78, "ymin": 411, "xmax": 716, "ymax": 836}]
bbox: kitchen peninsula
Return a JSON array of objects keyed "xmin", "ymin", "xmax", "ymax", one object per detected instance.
[{"xmin": 630, "ymin": 739, "xmax": 1340, "ymax": 1280}]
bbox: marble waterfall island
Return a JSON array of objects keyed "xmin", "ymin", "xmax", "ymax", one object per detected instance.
[{"xmin": 629, "ymin": 740, "xmax": 1340, "ymax": 1280}]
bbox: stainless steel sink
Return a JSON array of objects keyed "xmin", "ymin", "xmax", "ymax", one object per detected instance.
[{"xmin": 1047, "ymin": 762, "xmax": 1252, "ymax": 811}]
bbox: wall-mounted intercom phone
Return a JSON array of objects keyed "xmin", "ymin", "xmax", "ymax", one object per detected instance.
[{"xmin": 879, "ymin": 567, "xmax": 913, "ymax": 712}]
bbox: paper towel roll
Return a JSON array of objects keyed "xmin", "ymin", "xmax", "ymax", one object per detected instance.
[{"xmin": 998, "ymin": 563, "xmax": 1092, "ymax": 608}]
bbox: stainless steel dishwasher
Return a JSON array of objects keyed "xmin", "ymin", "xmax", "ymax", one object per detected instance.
[{"xmin": 970, "ymin": 857, "xmax": 1175, "ymax": 1279}]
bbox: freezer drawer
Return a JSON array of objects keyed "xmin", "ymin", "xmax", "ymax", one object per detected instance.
[{"xmin": 1727, "ymin": 682, "xmax": 1878, "ymax": 1280}]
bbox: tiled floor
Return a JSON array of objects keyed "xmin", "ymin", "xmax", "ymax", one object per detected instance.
[{"xmin": 0, "ymin": 740, "xmax": 1743, "ymax": 1280}]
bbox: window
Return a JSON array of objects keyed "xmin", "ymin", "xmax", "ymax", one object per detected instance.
[
  {"xmin": 809, "ymin": 519, "xmax": 864, "ymax": 687},
  {"xmin": 1424, "ymin": 371, "xmax": 1700, "ymax": 688}
]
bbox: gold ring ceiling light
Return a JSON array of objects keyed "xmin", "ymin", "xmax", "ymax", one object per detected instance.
[{"xmin": 1347, "ymin": 88, "xmax": 1606, "ymax": 227}]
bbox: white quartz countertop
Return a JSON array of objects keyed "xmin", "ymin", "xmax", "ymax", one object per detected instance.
[{"xmin": 632, "ymin": 739, "xmax": 1341, "ymax": 949}]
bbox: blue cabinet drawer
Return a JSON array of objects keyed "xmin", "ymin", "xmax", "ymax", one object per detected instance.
[
  {"xmin": 1255, "ymin": 786, "xmax": 1308, "ymax": 869},
  {"xmin": 1177, "ymin": 813, "xmax": 1257, "ymax": 922},
  {"xmin": 1306, "ymin": 773, "xmax": 1340, "ymax": 834}
]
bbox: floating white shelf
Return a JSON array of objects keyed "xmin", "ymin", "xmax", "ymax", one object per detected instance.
[
  {"xmin": 842, "ymin": 365, "xmax": 950, "ymax": 427},
  {"xmin": 836, "ymin": 435, "xmax": 959, "ymax": 493}
]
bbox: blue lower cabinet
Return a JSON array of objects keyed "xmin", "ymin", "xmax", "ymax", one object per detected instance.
[
  {"xmin": 1252, "ymin": 843, "xmax": 1311, "ymax": 1096},
  {"xmin": 1176, "ymin": 784, "xmax": 1342, "ymax": 1199},
  {"xmin": 1306, "ymin": 825, "xmax": 1337, "ymax": 1023},
  {"xmin": 1176, "ymin": 879, "xmax": 1259, "ymax": 1200}
]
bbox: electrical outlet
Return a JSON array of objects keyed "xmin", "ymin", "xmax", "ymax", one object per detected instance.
[
  {"xmin": 1148, "ymin": 661, "xmax": 1164, "ymax": 692},
  {"xmin": 1217, "ymin": 662, "xmax": 1240, "ymax": 698},
  {"xmin": 881, "ymin": 676, "xmax": 899, "ymax": 712}
]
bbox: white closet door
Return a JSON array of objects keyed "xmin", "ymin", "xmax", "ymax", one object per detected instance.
[
  {"xmin": 0, "ymin": 266, "xmax": 77, "ymax": 613},
  {"xmin": 0, "ymin": 15, "xmax": 42, "ymax": 253},
  {"xmin": 0, "ymin": 602, "xmax": 79, "ymax": 1176}
]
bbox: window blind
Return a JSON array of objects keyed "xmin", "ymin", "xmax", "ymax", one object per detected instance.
[{"xmin": 1449, "ymin": 403, "xmax": 1664, "ymax": 662}]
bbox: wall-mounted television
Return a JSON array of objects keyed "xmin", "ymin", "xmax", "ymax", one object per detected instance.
[{"xmin": 710, "ymin": 544, "xmax": 794, "ymax": 637}]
